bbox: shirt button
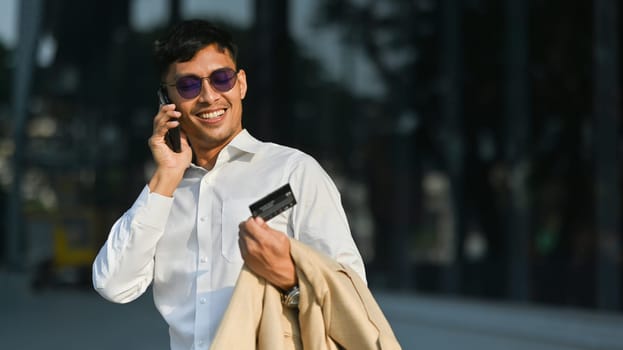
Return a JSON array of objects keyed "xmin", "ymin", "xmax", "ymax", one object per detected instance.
[
  {"xmin": 197, "ymin": 340, "xmax": 204, "ymax": 346},
  {"xmin": 199, "ymin": 217, "xmax": 205, "ymax": 222},
  {"xmin": 200, "ymin": 297, "xmax": 207, "ymax": 304},
  {"xmin": 200, "ymin": 257, "xmax": 208, "ymax": 263}
]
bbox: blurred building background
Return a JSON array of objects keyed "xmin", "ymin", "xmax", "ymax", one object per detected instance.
[{"xmin": 0, "ymin": 0, "xmax": 622, "ymax": 347}]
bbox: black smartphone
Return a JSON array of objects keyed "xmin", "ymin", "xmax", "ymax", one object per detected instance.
[{"xmin": 157, "ymin": 87, "xmax": 182, "ymax": 153}]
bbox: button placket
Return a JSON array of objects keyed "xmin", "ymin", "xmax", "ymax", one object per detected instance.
[{"xmin": 197, "ymin": 172, "xmax": 213, "ymax": 267}]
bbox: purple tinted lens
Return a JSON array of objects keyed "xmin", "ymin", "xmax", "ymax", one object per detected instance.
[
  {"xmin": 176, "ymin": 76, "xmax": 202, "ymax": 99},
  {"xmin": 174, "ymin": 68, "xmax": 237, "ymax": 99},
  {"xmin": 209, "ymin": 68, "xmax": 237, "ymax": 92}
]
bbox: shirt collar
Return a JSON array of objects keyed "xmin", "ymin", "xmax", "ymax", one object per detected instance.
[
  {"xmin": 226, "ymin": 129, "xmax": 262, "ymax": 155},
  {"xmin": 187, "ymin": 129, "xmax": 261, "ymax": 173}
]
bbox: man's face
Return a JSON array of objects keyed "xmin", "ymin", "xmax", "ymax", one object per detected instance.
[{"xmin": 164, "ymin": 44, "xmax": 247, "ymax": 152}]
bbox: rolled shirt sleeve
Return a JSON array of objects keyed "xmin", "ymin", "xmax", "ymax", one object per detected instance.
[{"xmin": 288, "ymin": 155, "xmax": 367, "ymax": 283}]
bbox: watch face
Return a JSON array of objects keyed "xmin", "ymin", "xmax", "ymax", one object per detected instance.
[
  {"xmin": 290, "ymin": 293, "xmax": 299, "ymax": 306},
  {"xmin": 284, "ymin": 287, "xmax": 300, "ymax": 308}
]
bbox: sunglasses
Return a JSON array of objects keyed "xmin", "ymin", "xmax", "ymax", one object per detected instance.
[{"xmin": 162, "ymin": 67, "xmax": 238, "ymax": 99}]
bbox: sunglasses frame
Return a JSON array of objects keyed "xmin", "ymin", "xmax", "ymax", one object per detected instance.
[{"xmin": 162, "ymin": 67, "xmax": 239, "ymax": 99}]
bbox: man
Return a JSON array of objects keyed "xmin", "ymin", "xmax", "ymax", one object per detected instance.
[{"xmin": 92, "ymin": 20, "xmax": 366, "ymax": 350}]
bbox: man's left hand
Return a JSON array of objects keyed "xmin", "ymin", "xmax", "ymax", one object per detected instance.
[{"xmin": 238, "ymin": 217, "xmax": 297, "ymax": 291}]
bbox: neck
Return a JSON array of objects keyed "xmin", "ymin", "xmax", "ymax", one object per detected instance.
[
  {"xmin": 194, "ymin": 143, "xmax": 226, "ymax": 170},
  {"xmin": 191, "ymin": 130, "xmax": 242, "ymax": 170}
]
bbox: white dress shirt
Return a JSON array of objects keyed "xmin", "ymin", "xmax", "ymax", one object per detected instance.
[{"xmin": 92, "ymin": 129, "xmax": 366, "ymax": 350}]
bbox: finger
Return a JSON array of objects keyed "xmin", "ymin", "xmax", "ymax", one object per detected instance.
[
  {"xmin": 238, "ymin": 219, "xmax": 249, "ymax": 232},
  {"xmin": 253, "ymin": 216, "xmax": 269, "ymax": 229},
  {"xmin": 152, "ymin": 122, "xmax": 179, "ymax": 143},
  {"xmin": 154, "ymin": 104, "xmax": 180, "ymax": 124},
  {"xmin": 153, "ymin": 110, "xmax": 181, "ymax": 137},
  {"xmin": 239, "ymin": 218, "xmax": 261, "ymax": 242},
  {"xmin": 240, "ymin": 216, "xmax": 260, "ymax": 229},
  {"xmin": 159, "ymin": 103, "xmax": 177, "ymax": 113},
  {"xmin": 154, "ymin": 104, "xmax": 175, "ymax": 125},
  {"xmin": 251, "ymin": 217, "xmax": 278, "ymax": 240},
  {"xmin": 238, "ymin": 229, "xmax": 262, "ymax": 260},
  {"xmin": 238, "ymin": 220, "xmax": 255, "ymax": 240},
  {"xmin": 238, "ymin": 236, "xmax": 247, "ymax": 255}
]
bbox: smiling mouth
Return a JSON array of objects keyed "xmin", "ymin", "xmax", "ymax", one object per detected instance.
[{"xmin": 198, "ymin": 109, "xmax": 225, "ymax": 119}]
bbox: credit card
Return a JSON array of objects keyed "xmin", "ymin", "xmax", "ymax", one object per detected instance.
[{"xmin": 249, "ymin": 184, "xmax": 297, "ymax": 221}]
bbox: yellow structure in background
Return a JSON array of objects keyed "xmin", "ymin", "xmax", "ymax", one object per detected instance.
[
  {"xmin": 52, "ymin": 221, "xmax": 96, "ymax": 270},
  {"xmin": 30, "ymin": 209, "xmax": 100, "ymax": 289}
]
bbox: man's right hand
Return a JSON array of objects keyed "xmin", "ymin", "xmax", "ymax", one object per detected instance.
[{"xmin": 147, "ymin": 104, "xmax": 192, "ymax": 197}]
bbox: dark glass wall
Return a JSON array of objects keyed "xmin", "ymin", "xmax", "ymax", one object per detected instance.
[{"xmin": 1, "ymin": 0, "xmax": 621, "ymax": 311}]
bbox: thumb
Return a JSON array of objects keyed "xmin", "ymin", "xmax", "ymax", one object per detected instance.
[{"xmin": 253, "ymin": 216, "xmax": 268, "ymax": 228}]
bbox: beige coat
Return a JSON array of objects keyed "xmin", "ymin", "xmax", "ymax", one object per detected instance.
[{"xmin": 210, "ymin": 239, "xmax": 402, "ymax": 350}]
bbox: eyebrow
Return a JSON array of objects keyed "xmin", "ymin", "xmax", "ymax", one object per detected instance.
[{"xmin": 173, "ymin": 66, "xmax": 236, "ymax": 80}]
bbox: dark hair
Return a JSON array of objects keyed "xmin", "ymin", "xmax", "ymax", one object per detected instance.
[{"xmin": 153, "ymin": 20, "xmax": 238, "ymax": 79}]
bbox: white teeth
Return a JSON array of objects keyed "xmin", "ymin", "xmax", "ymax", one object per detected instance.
[{"xmin": 198, "ymin": 110, "xmax": 225, "ymax": 119}]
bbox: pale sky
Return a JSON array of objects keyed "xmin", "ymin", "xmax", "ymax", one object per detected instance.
[{"xmin": 0, "ymin": 0, "xmax": 17, "ymax": 47}]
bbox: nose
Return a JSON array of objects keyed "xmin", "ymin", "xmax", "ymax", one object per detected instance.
[{"xmin": 197, "ymin": 78, "xmax": 220, "ymax": 103}]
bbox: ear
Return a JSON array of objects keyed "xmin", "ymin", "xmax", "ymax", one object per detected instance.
[{"xmin": 237, "ymin": 69, "xmax": 248, "ymax": 100}]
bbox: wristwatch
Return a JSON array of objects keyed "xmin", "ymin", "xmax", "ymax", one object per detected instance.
[{"xmin": 281, "ymin": 285, "xmax": 300, "ymax": 308}]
